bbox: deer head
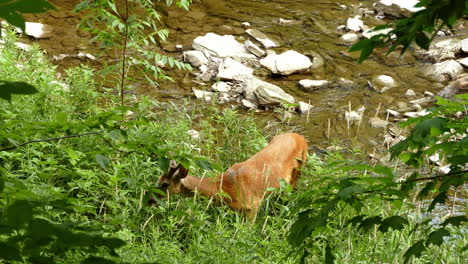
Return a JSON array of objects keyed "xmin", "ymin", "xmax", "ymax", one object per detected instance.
[{"xmin": 157, "ymin": 160, "xmax": 189, "ymax": 196}]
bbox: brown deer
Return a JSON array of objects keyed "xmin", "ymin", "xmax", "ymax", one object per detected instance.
[{"xmin": 157, "ymin": 133, "xmax": 308, "ymax": 220}]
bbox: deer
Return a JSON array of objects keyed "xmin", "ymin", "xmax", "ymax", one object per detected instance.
[{"xmin": 156, "ymin": 133, "xmax": 308, "ymax": 220}]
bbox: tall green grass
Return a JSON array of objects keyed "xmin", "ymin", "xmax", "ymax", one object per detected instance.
[{"xmin": 0, "ymin": 31, "xmax": 465, "ymax": 263}]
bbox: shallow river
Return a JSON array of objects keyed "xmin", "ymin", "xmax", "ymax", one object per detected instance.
[{"xmin": 22, "ymin": 0, "xmax": 463, "ymax": 151}]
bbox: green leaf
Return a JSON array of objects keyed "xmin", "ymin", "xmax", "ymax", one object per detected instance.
[
  {"xmin": 0, "ymin": 242, "xmax": 21, "ymax": 261},
  {"xmin": 347, "ymin": 215, "xmax": 365, "ymax": 226},
  {"xmin": 336, "ymin": 184, "xmax": 364, "ymax": 200},
  {"xmin": 0, "ymin": 0, "xmax": 55, "ymax": 32},
  {"xmin": 158, "ymin": 157, "xmax": 170, "ymax": 172},
  {"xmin": 11, "ymin": 0, "xmax": 56, "ymax": 13},
  {"xmin": 426, "ymin": 228, "xmax": 450, "ymax": 246},
  {"xmin": 195, "ymin": 158, "xmax": 213, "ymax": 171},
  {"xmin": 83, "ymin": 257, "xmax": 117, "ymax": 264},
  {"xmin": 325, "ymin": 243, "xmax": 335, "ymax": 264},
  {"xmin": 359, "ymin": 216, "xmax": 382, "ymax": 232},
  {"xmin": 403, "ymin": 240, "xmax": 426, "ymax": 263},
  {"xmin": 428, "ymin": 191, "xmax": 447, "ymax": 211},
  {"xmin": 442, "ymin": 216, "xmax": 467, "ymax": 227},
  {"xmin": 7, "ymin": 200, "xmax": 34, "ymax": 228},
  {"xmin": 379, "ymin": 216, "xmax": 409, "ymax": 232},
  {"xmin": 95, "ymin": 154, "xmax": 110, "ymax": 169},
  {"xmin": 0, "ymin": 81, "xmax": 39, "ymax": 102}
]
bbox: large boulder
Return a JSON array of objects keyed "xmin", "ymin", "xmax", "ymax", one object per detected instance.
[
  {"xmin": 217, "ymin": 58, "xmax": 254, "ymax": 81},
  {"xmin": 346, "ymin": 16, "xmax": 364, "ymax": 32},
  {"xmin": 192, "ymin": 33, "xmax": 256, "ymax": 61},
  {"xmin": 260, "ymin": 50, "xmax": 312, "ymax": 75},
  {"xmin": 299, "ymin": 80, "xmax": 330, "ymax": 91},
  {"xmin": 430, "ymin": 60, "xmax": 464, "ymax": 83},
  {"xmin": 414, "ymin": 38, "xmax": 462, "ymax": 62},
  {"xmin": 437, "ymin": 76, "xmax": 468, "ymax": 98},
  {"xmin": 23, "ymin": 22, "xmax": 53, "ymax": 39},
  {"xmin": 245, "ymin": 29, "xmax": 279, "ymax": 49},
  {"xmin": 374, "ymin": 0, "xmax": 423, "ymax": 18},
  {"xmin": 254, "ymin": 81, "xmax": 295, "ymax": 105},
  {"xmin": 240, "ymin": 77, "xmax": 294, "ymax": 106},
  {"xmin": 183, "ymin": 50, "xmax": 208, "ymax": 67}
]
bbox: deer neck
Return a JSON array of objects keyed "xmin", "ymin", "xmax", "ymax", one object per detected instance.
[{"xmin": 181, "ymin": 175, "xmax": 220, "ymax": 197}]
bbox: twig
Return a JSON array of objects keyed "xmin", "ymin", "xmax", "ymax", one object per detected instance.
[
  {"xmin": 0, "ymin": 132, "xmax": 101, "ymax": 151},
  {"xmin": 120, "ymin": 0, "xmax": 129, "ymax": 107},
  {"xmin": 0, "ymin": 131, "xmax": 136, "ymax": 154}
]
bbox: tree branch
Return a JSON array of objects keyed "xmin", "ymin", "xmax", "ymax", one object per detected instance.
[
  {"xmin": 0, "ymin": 131, "xmax": 134, "ymax": 154},
  {"xmin": 0, "ymin": 132, "xmax": 101, "ymax": 151}
]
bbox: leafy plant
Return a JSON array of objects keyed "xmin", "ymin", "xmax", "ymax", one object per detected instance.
[
  {"xmin": 351, "ymin": 0, "xmax": 468, "ymax": 62},
  {"xmin": 0, "ymin": 0, "xmax": 56, "ymax": 35},
  {"xmin": 287, "ymin": 95, "xmax": 467, "ymax": 263},
  {"xmin": 74, "ymin": 0, "xmax": 192, "ymax": 106}
]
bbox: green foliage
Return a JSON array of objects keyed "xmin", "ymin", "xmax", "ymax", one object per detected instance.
[
  {"xmin": 351, "ymin": 0, "xmax": 468, "ymax": 62},
  {"xmin": 287, "ymin": 94, "xmax": 467, "ymax": 263},
  {"xmin": 74, "ymin": 0, "xmax": 192, "ymax": 105},
  {"xmin": 0, "ymin": 81, "xmax": 38, "ymax": 102},
  {"xmin": 0, "ymin": 0, "xmax": 55, "ymax": 35}
]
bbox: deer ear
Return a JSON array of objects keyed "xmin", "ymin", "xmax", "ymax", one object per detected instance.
[
  {"xmin": 166, "ymin": 161, "xmax": 189, "ymax": 180},
  {"xmin": 174, "ymin": 164, "xmax": 189, "ymax": 180}
]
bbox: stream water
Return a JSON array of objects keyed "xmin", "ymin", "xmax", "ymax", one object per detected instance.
[{"xmin": 22, "ymin": 0, "xmax": 465, "ymax": 151}]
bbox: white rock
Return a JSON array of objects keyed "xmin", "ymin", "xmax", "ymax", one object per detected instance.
[
  {"xmin": 345, "ymin": 106, "xmax": 365, "ymax": 122},
  {"xmin": 362, "ymin": 27, "xmax": 393, "ymax": 39},
  {"xmin": 345, "ymin": 111, "xmax": 361, "ymax": 122},
  {"xmin": 458, "ymin": 57, "xmax": 468, "ymax": 68},
  {"xmin": 183, "ymin": 50, "xmax": 208, "ymax": 67},
  {"xmin": 369, "ymin": 117, "xmax": 388, "ymax": 128},
  {"xmin": 428, "ymin": 153, "xmax": 440, "ymax": 165},
  {"xmin": 375, "ymin": 0, "xmax": 423, "ymax": 18},
  {"xmin": 405, "ymin": 89, "xmax": 416, "ymax": 96},
  {"xmin": 337, "ymin": 25, "xmax": 347, "ymax": 32},
  {"xmin": 192, "ymin": 33, "xmax": 255, "ymax": 60},
  {"xmin": 260, "ymin": 50, "xmax": 312, "ymax": 75},
  {"xmin": 245, "ymin": 29, "xmax": 279, "ymax": 49},
  {"xmin": 49, "ymin": 81, "xmax": 70, "ymax": 92},
  {"xmin": 241, "ymin": 99, "xmax": 258, "ymax": 109},
  {"xmin": 424, "ymin": 91, "xmax": 434, "ymax": 97},
  {"xmin": 403, "ymin": 112, "xmax": 419, "ymax": 118},
  {"xmin": 175, "ymin": 44, "xmax": 183, "ymax": 50},
  {"xmin": 299, "ymin": 79, "xmax": 329, "ymax": 90},
  {"xmin": 461, "ymin": 38, "xmax": 468, "ymax": 53},
  {"xmin": 415, "ymin": 39, "xmax": 462, "ymax": 62},
  {"xmin": 438, "ymin": 165, "xmax": 451, "ymax": 174},
  {"xmin": 431, "ymin": 60, "xmax": 464, "ymax": 83},
  {"xmin": 241, "ymin": 22, "xmax": 251, "ymax": 29},
  {"xmin": 218, "ymin": 92, "xmax": 230, "ymax": 103},
  {"xmin": 193, "ymin": 89, "xmax": 215, "ymax": 100},
  {"xmin": 254, "ymin": 81, "xmax": 295, "ymax": 105},
  {"xmin": 379, "ymin": 0, "xmax": 423, "ymax": 12},
  {"xmin": 23, "ymin": 22, "xmax": 53, "ymax": 38},
  {"xmin": 374, "ymin": 75, "xmax": 397, "ymax": 87},
  {"xmin": 211, "ymin": 82, "xmax": 231, "ymax": 93},
  {"xmin": 77, "ymin": 52, "xmax": 97, "ymax": 61},
  {"xmin": 188, "ymin": 129, "xmax": 200, "ymax": 140},
  {"xmin": 297, "ymin": 101, "xmax": 313, "ymax": 114},
  {"xmin": 244, "ymin": 39, "xmax": 266, "ymax": 57},
  {"xmin": 217, "ymin": 58, "xmax": 254, "ymax": 81},
  {"xmin": 346, "ymin": 16, "xmax": 364, "ymax": 32},
  {"xmin": 341, "ymin": 32, "xmax": 359, "ymax": 44},
  {"xmin": 14, "ymin": 42, "xmax": 31, "ymax": 51},
  {"xmin": 410, "ymin": 97, "xmax": 432, "ymax": 105},
  {"xmin": 278, "ymin": 18, "xmax": 300, "ymax": 26},
  {"xmin": 386, "ymin": 109, "xmax": 400, "ymax": 116}
]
